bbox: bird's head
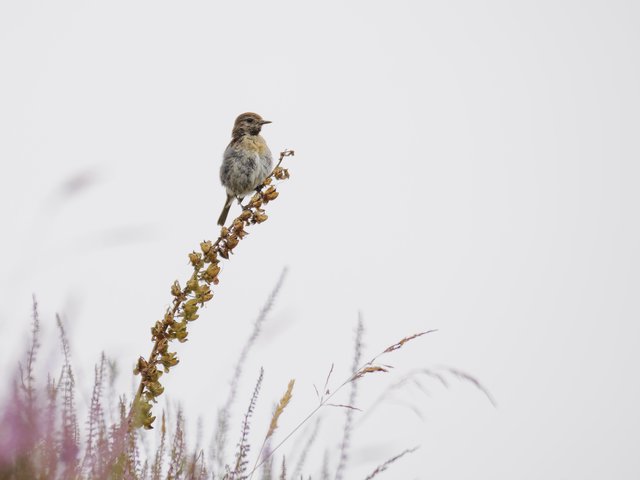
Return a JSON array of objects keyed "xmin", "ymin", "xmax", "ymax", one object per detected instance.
[{"xmin": 231, "ymin": 112, "xmax": 271, "ymax": 138}]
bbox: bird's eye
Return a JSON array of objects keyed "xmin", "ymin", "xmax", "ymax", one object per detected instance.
[{"xmin": 247, "ymin": 118, "xmax": 254, "ymax": 123}]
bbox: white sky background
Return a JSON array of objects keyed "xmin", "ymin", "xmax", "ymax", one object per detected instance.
[{"xmin": 1, "ymin": 1, "xmax": 639, "ymax": 478}]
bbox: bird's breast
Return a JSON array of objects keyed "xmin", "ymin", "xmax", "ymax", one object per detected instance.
[{"xmin": 236, "ymin": 135, "xmax": 269, "ymax": 156}]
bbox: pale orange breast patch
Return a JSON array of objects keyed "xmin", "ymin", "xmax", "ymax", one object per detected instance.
[{"xmin": 239, "ymin": 136, "xmax": 268, "ymax": 155}]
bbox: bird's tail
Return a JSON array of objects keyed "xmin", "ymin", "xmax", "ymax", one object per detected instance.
[{"xmin": 217, "ymin": 194, "xmax": 233, "ymax": 226}]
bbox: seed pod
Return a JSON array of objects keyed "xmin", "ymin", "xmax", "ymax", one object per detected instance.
[
  {"xmin": 189, "ymin": 252, "xmax": 202, "ymax": 267},
  {"xmin": 252, "ymin": 212, "xmax": 268, "ymax": 223},
  {"xmin": 263, "ymin": 186, "xmax": 279, "ymax": 201},
  {"xmin": 186, "ymin": 278, "xmax": 199, "ymax": 292},
  {"xmin": 206, "ymin": 264, "xmax": 220, "ymax": 279},
  {"xmin": 226, "ymin": 235, "xmax": 239, "ymax": 250}
]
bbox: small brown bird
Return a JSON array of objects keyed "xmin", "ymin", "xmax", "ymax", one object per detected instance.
[{"xmin": 217, "ymin": 112, "xmax": 273, "ymax": 226}]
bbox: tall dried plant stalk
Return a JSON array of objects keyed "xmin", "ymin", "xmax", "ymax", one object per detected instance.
[
  {"xmin": 248, "ymin": 379, "xmax": 295, "ymax": 480},
  {"xmin": 128, "ymin": 150, "xmax": 294, "ymax": 431}
]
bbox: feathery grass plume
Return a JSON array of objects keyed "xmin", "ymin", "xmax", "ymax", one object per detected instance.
[
  {"xmin": 213, "ymin": 268, "xmax": 288, "ymax": 470},
  {"xmin": 362, "ymin": 446, "xmax": 418, "ymax": 480},
  {"xmin": 129, "ymin": 150, "xmax": 294, "ymax": 432},
  {"xmin": 230, "ymin": 368, "xmax": 264, "ymax": 479},
  {"xmin": 335, "ymin": 317, "xmax": 364, "ymax": 480},
  {"xmin": 248, "ymin": 379, "xmax": 295, "ymax": 480},
  {"xmin": 364, "ymin": 330, "xmax": 437, "ymax": 370},
  {"xmin": 383, "ymin": 332, "xmax": 431, "ymax": 354},
  {"xmin": 350, "ymin": 330, "xmax": 438, "ymax": 384},
  {"xmin": 267, "ymin": 379, "xmax": 295, "ymax": 439}
]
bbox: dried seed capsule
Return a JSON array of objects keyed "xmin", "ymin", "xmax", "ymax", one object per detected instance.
[
  {"xmin": 226, "ymin": 235, "xmax": 239, "ymax": 250},
  {"xmin": 189, "ymin": 252, "xmax": 202, "ymax": 266},
  {"xmin": 186, "ymin": 278, "xmax": 199, "ymax": 291},
  {"xmin": 252, "ymin": 212, "xmax": 268, "ymax": 223},
  {"xmin": 206, "ymin": 264, "xmax": 220, "ymax": 278}
]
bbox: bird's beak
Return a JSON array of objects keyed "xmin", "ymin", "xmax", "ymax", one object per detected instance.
[{"xmin": 260, "ymin": 120, "xmax": 272, "ymax": 125}]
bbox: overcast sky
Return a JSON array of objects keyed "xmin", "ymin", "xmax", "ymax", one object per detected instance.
[{"xmin": 1, "ymin": 1, "xmax": 639, "ymax": 478}]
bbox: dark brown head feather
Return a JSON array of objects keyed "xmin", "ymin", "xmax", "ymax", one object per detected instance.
[{"xmin": 232, "ymin": 112, "xmax": 270, "ymax": 138}]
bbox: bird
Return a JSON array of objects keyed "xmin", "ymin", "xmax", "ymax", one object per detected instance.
[{"xmin": 217, "ymin": 112, "xmax": 273, "ymax": 226}]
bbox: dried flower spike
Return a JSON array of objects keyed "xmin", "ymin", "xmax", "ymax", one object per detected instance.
[{"xmin": 127, "ymin": 149, "xmax": 294, "ymax": 431}]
